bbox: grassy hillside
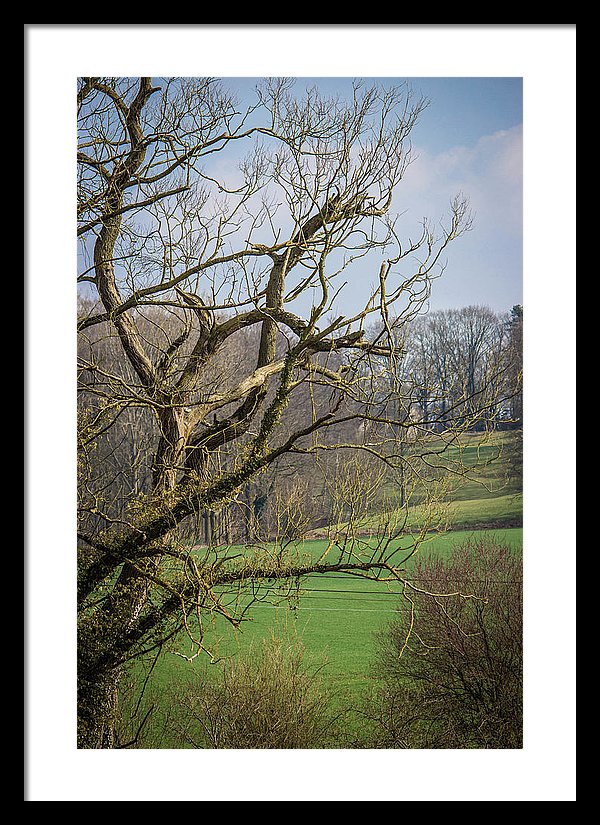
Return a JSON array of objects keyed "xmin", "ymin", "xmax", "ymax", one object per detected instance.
[
  {"xmin": 308, "ymin": 430, "xmax": 523, "ymax": 535},
  {"xmin": 428, "ymin": 430, "xmax": 522, "ymax": 527}
]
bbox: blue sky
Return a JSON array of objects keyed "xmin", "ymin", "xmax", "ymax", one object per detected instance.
[
  {"xmin": 75, "ymin": 74, "xmax": 523, "ymax": 318},
  {"xmin": 391, "ymin": 77, "xmax": 523, "ymax": 314},
  {"xmin": 217, "ymin": 76, "xmax": 523, "ymax": 315},
  {"xmin": 227, "ymin": 76, "xmax": 523, "ymax": 153}
]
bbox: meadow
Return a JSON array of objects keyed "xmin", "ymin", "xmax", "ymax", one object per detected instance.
[
  {"xmin": 122, "ymin": 431, "xmax": 523, "ymax": 747},
  {"xmin": 125, "ymin": 526, "xmax": 522, "ymax": 747}
]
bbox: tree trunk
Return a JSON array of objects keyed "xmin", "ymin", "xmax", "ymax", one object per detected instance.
[
  {"xmin": 77, "ymin": 667, "xmax": 120, "ymax": 749},
  {"xmin": 78, "ymin": 408, "xmax": 186, "ymax": 748},
  {"xmin": 77, "ymin": 551, "xmax": 164, "ymax": 748}
]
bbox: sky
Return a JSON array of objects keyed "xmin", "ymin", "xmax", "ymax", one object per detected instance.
[
  {"xmin": 77, "ymin": 74, "xmax": 523, "ymax": 317},
  {"xmin": 400, "ymin": 77, "xmax": 523, "ymax": 313},
  {"xmin": 25, "ymin": 26, "xmax": 576, "ymax": 803},
  {"xmin": 218, "ymin": 76, "xmax": 524, "ymax": 316},
  {"xmin": 75, "ymin": 74, "xmax": 523, "ymax": 318}
]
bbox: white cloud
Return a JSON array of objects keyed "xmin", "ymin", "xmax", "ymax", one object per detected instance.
[
  {"xmin": 383, "ymin": 126, "xmax": 523, "ymax": 312},
  {"xmin": 398, "ymin": 124, "xmax": 523, "ymax": 240}
]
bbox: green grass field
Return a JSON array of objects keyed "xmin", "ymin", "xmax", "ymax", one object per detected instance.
[
  {"xmin": 121, "ymin": 431, "xmax": 523, "ymax": 747},
  {"xmin": 125, "ymin": 527, "xmax": 522, "ymax": 747},
  {"xmin": 202, "ymin": 528, "xmax": 524, "ymax": 690}
]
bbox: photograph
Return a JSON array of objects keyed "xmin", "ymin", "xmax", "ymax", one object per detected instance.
[{"xmin": 25, "ymin": 24, "xmax": 576, "ymax": 802}]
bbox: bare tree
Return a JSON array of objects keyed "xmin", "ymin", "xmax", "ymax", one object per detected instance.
[
  {"xmin": 399, "ymin": 306, "xmax": 513, "ymax": 433},
  {"xmin": 365, "ymin": 537, "xmax": 523, "ymax": 749},
  {"xmin": 504, "ymin": 304, "xmax": 523, "ymax": 427},
  {"xmin": 77, "ymin": 76, "xmax": 480, "ymax": 747},
  {"xmin": 441, "ymin": 306, "xmax": 508, "ymax": 428}
]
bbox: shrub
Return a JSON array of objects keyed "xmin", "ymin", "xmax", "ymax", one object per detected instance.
[
  {"xmin": 366, "ymin": 537, "xmax": 523, "ymax": 748},
  {"xmin": 171, "ymin": 632, "xmax": 342, "ymax": 748}
]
